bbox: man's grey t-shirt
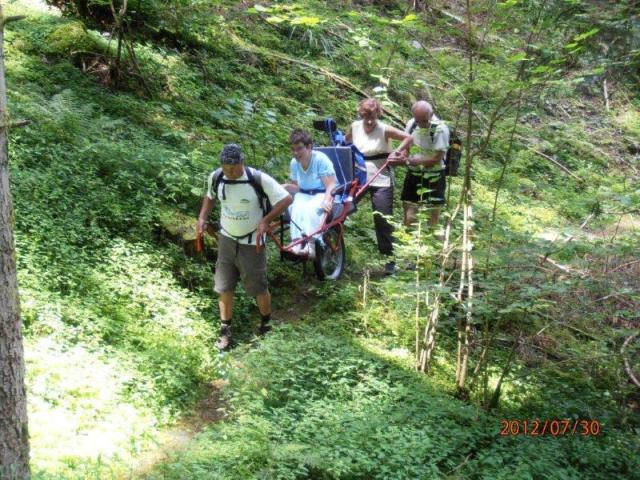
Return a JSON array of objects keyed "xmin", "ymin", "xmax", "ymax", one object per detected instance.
[{"xmin": 405, "ymin": 115, "xmax": 450, "ymax": 173}]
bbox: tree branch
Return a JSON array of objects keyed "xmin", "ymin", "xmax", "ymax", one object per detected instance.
[
  {"xmin": 2, "ymin": 15, "xmax": 26, "ymax": 28},
  {"xmin": 227, "ymin": 30, "xmax": 407, "ymax": 127},
  {"xmin": 0, "ymin": 120, "xmax": 31, "ymax": 129},
  {"xmin": 622, "ymin": 334, "xmax": 640, "ymax": 389},
  {"xmin": 530, "ymin": 148, "xmax": 583, "ymax": 182}
]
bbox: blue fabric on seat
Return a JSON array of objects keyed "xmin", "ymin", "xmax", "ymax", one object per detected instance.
[{"xmin": 314, "ymin": 147, "xmax": 353, "ymax": 202}]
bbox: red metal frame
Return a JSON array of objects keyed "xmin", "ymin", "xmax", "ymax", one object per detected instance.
[
  {"xmin": 265, "ymin": 182, "xmax": 355, "ymax": 254},
  {"xmin": 265, "ymin": 157, "xmax": 392, "ymax": 256}
]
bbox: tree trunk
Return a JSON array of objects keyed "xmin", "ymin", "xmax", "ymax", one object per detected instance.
[
  {"xmin": 0, "ymin": 6, "xmax": 31, "ymax": 479},
  {"xmin": 454, "ymin": 0, "xmax": 475, "ymax": 393}
]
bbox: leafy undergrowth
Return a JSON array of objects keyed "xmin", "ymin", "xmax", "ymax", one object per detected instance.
[
  {"xmin": 150, "ymin": 322, "xmax": 640, "ymax": 480},
  {"xmin": 25, "ymin": 338, "xmax": 159, "ymax": 479},
  {"xmin": 3, "ymin": 0, "xmax": 638, "ymax": 477}
]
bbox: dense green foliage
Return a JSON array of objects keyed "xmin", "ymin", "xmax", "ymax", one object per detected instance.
[
  {"xmin": 153, "ymin": 323, "xmax": 639, "ymax": 480},
  {"xmin": 3, "ymin": 0, "xmax": 638, "ymax": 477}
]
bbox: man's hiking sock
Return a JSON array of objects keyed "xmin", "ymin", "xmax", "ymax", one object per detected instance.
[{"xmin": 216, "ymin": 320, "xmax": 232, "ymax": 351}]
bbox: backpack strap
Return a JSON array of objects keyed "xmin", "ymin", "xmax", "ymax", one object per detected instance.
[
  {"xmin": 429, "ymin": 122, "xmax": 438, "ymax": 141},
  {"xmin": 408, "ymin": 119, "xmax": 418, "ymax": 135},
  {"xmin": 408, "ymin": 119, "xmax": 440, "ymax": 141},
  {"xmin": 214, "ymin": 166, "xmax": 272, "ymax": 219},
  {"xmin": 220, "ymin": 226, "xmax": 256, "ymax": 244},
  {"xmin": 245, "ymin": 167, "xmax": 271, "ymax": 216},
  {"xmin": 212, "ymin": 168, "xmax": 224, "ymax": 199}
]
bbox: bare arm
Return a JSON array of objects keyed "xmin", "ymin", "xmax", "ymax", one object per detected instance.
[
  {"xmin": 263, "ymin": 195, "xmax": 293, "ymax": 224},
  {"xmin": 282, "ymin": 180, "xmax": 299, "ymax": 195},
  {"xmin": 385, "ymin": 125, "xmax": 412, "ymax": 165},
  {"xmin": 321, "ymin": 174, "xmax": 337, "ymax": 212},
  {"xmin": 256, "ymin": 194, "xmax": 293, "ymax": 245},
  {"xmin": 385, "ymin": 125, "xmax": 412, "ymax": 151},
  {"xmin": 407, "ymin": 150, "xmax": 445, "ymax": 168},
  {"xmin": 197, "ymin": 196, "xmax": 215, "ymax": 236}
]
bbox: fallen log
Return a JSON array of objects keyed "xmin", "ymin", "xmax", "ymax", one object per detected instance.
[{"xmin": 530, "ymin": 148, "xmax": 583, "ymax": 182}]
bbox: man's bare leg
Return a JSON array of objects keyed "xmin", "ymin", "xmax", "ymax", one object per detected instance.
[
  {"xmin": 429, "ymin": 207, "xmax": 441, "ymax": 227},
  {"xmin": 405, "ymin": 202, "xmax": 442, "ymax": 236},
  {"xmin": 256, "ymin": 290, "xmax": 272, "ymax": 335},
  {"xmin": 403, "ymin": 202, "xmax": 419, "ymax": 227},
  {"xmin": 218, "ymin": 291, "xmax": 234, "ymax": 321},
  {"xmin": 256, "ymin": 291, "xmax": 271, "ymax": 316}
]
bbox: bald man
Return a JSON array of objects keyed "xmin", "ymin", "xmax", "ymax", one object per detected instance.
[{"xmin": 399, "ymin": 101, "xmax": 450, "ymax": 229}]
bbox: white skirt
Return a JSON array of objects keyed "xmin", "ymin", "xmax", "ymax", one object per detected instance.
[{"xmin": 289, "ymin": 192, "xmax": 326, "ymax": 240}]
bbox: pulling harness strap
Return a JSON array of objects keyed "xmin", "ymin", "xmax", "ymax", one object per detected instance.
[
  {"xmin": 363, "ymin": 152, "xmax": 390, "ymax": 161},
  {"xmin": 299, "ymin": 188, "xmax": 326, "ymax": 195},
  {"xmin": 221, "ymin": 227, "xmax": 257, "ymax": 245}
]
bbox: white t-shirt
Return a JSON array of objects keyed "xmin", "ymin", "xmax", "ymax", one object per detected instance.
[
  {"xmin": 206, "ymin": 168, "xmax": 289, "ymax": 245},
  {"xmin": 405, "ymin": 115, "xmax": 450, "ymax": 172}
]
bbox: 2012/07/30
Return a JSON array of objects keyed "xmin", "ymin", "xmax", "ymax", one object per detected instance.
[{"xmin": 500, "ymin": 419, "xmax": 601, "ymax": 437}]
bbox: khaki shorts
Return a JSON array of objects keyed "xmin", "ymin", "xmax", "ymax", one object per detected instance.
[{"xmin": 214, "ymin": 234, "xmax": 268, "ymax": 296}]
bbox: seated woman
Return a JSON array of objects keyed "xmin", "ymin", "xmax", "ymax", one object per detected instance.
[{"xmin": 283, "ymin": 129, "xmax": 337, "ymax": 259}]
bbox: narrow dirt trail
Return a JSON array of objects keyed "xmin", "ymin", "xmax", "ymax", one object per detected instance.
[
  {"xmin": 128, "ymin": 379, "xmax": 228, "ymax": 479},
  {"xmin": 127, "ymin": 281, "xmax": 321, "ymax": 478}
]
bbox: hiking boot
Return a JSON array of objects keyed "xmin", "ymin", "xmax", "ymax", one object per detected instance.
[
  {"xmin": 257, "ymin": 322, "xmax": 272, "ymax": 336},
  {"xmin": 215, "ymin": 323, "xmax": 232, "ymax": 351},
  {"xmin": 383, "ymin": 261, "xmax": 397, "ymax": 276}
]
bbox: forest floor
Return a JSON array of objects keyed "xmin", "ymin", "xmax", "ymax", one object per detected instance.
[{"xmin": 4, "ymin": 0, "xmax": 638, "ymax": 478}]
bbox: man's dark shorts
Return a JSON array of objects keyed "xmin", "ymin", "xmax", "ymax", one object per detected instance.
[
  {"xmin": 401, "ymin": 169, "xmax": 446, "ymax": 206},
  {"xmin": 214, "ymin": 234, "xmax": 268, "ymax": 296}
]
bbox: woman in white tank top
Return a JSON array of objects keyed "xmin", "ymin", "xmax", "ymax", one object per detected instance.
[{"xmin": 345, "ymin": 98, "xmax": 412, "ymax": 274}]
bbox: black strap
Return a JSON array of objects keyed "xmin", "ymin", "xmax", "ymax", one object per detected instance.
[
  {"xmin": 245, "ymin": 168, "xmax": 265, "ymax": 211},
  {"xmin": 362, "ymin": 153, "xmax": 392, "ymax": 178},
  {"xmin": 299, "ymin": 188, "xmax": 326, "ymax": 195},
  {"xmin": 408, "ymin": 168, "xmax": 446, "ymax": 178},
  {"xmin": 221, "ymin": 226, "xmax": 256, "ymax": 244},
  {"xmin": 213, "ymin": 168, "xmax": 224, "ymax": 199},
  {"xmin": 363, "ymin": 153, "xmax": 390, "ymax": 161},
  {"xmin": 218, "ymin": 170, "xmax": 253, "ymax": 201},
  {"xmin": 408, "ymin": 119, "xmax": 437, "ymax": 140},
  {"xmin": 213, "ymin": 167, "xmax": 270, "ymax": 215}
]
